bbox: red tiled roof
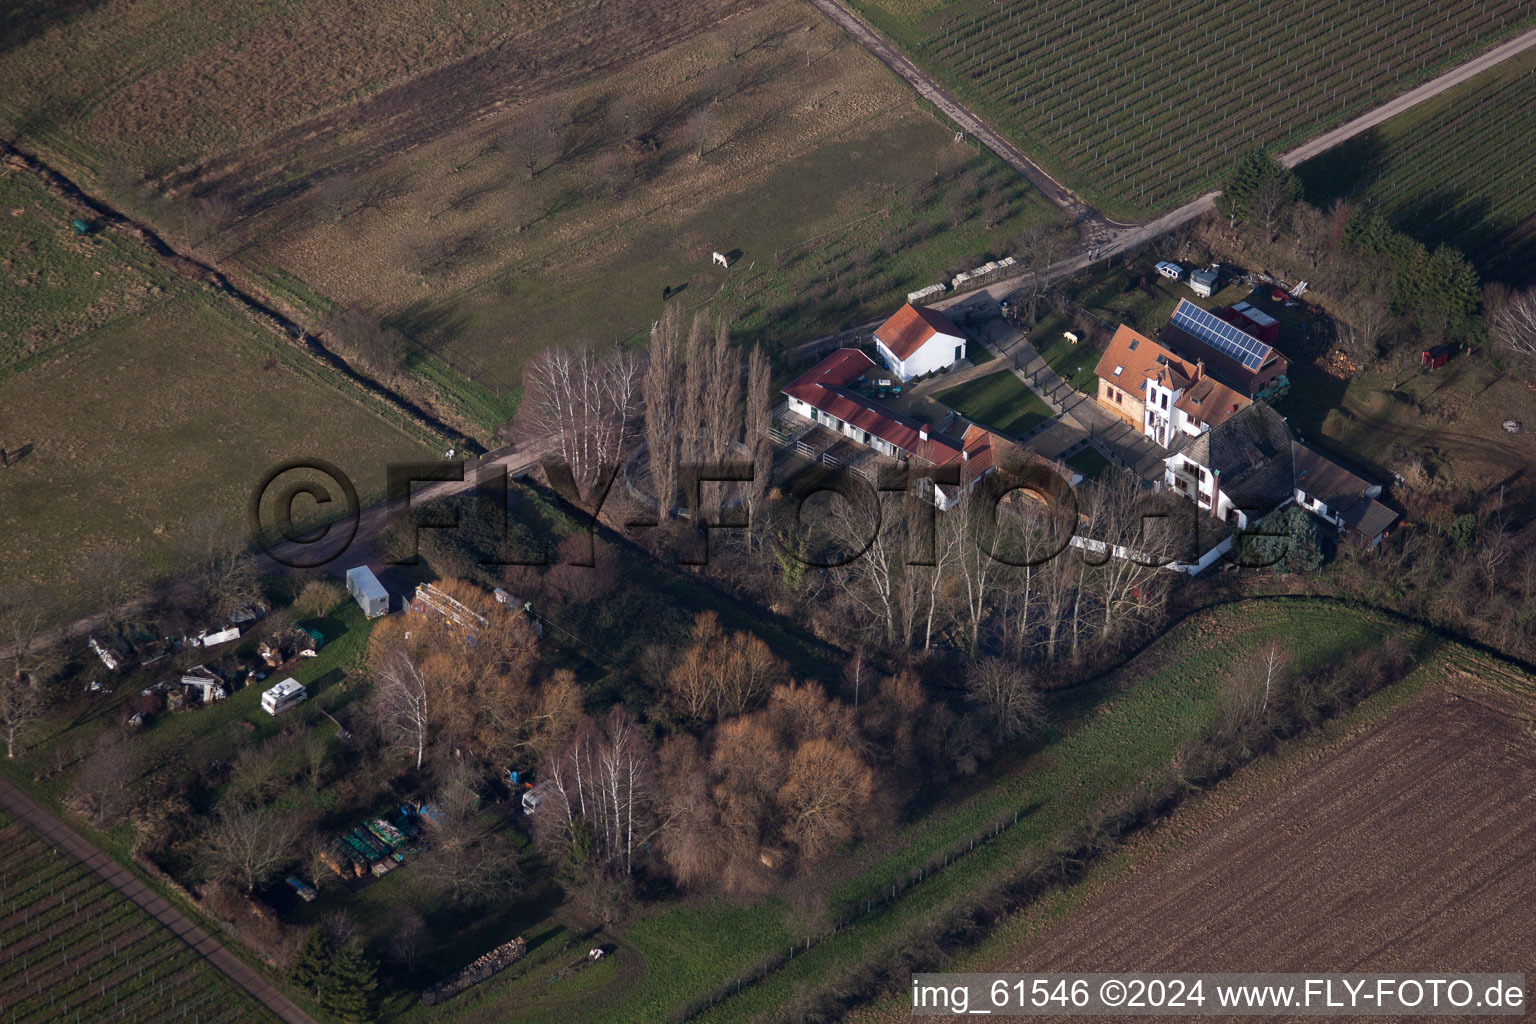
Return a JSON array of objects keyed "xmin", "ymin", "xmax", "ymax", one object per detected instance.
[
  {"xmin": 874, "ymin": 303, "xmax": 963, "ymax": 361},
  {"xmin": 784, "ymin": 349, "xmax": 960, "ymax": 457},
  {"xmin": 1094, "ymin": 325, "xmax": 1192, "ymax": 395},
  {"xmin": 1173, "ymin": 375, "xmax": 1250, "ymax": 428}
]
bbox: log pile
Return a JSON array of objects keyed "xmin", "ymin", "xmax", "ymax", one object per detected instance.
[{"xmin": 420, "ymin": 936, "xmax": 528, "ymax": 1006}]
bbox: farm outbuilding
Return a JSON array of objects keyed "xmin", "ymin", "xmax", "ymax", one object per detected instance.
[
  {"xmin": 1220, "ymin": 301, "xmax": 1280, "ymax": 344},
  {"xmin": 872, "ymin": 303, "xmax": 966, "ymax": 380},
  {"xmin": 346, "ymin": 566, "xmax": 389, "ymax": 618}
]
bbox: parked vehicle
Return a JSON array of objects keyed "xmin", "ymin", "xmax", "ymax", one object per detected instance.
[{"xmin": 260, "ymin": 677, "xmax": 307, "ymax": 716}]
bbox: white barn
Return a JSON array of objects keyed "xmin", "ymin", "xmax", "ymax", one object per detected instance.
[{"xmin": 872, "ymin": 303, "xmax": 966, "ymax": 381}]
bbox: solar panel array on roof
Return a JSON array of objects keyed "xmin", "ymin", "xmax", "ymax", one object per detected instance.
[{"xmin": 1171, "ymin": 300, "xmax": 1270, "ymax": 371}]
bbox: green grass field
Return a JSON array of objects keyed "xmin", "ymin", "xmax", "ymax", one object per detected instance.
[
  {"xmin": 0, "ymin": 168, "xmax": 434, "ymax": 614},
  {"xmin": 840, "ymin": 0, "xmax": 1536, "ymax": 218},
  {"xmin": 1296, "ymin": 47, "xmax": 1536, "ymax": 285},
  {"xmin": 935, "ymin": 369, "xmax": 1055, "ymax": 437},
  {"xmin": 0, "ymin": 173, "xmax": 177, "ymax": 372},
  {"xmin": 0, "ymin": 811, "xmax": 274, "ymax": 1024},
  {"xmin": 0, "ymin": 291, "xmax": 434, "ymax": 614}
]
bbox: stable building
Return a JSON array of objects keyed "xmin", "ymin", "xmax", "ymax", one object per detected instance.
[
  {"xmin": 872, "ymin": 303, "xmax": 966, "ymax": 381},
  {"xmin": 781, "ymin": 349, "xmax": 1025, "ymax": 509},
  {"xmin": 1292, "ymin": 442, "xmax": 1398, "ymax": 548}
]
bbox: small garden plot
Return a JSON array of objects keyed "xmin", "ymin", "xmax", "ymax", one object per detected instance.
[{"xmin": 935, "ymin": 370, "xmax": 1056, "ymax": 438}]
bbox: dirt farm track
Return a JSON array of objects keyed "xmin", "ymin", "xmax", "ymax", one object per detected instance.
[{"xmin": 865, "ymin": 678, "xmax": 1536, "ymax": 1023}]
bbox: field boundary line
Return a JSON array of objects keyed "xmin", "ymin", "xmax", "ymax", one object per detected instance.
[
  {"xmin": 0, "ymin": 775, "xmax": 316, "ymax": 1024},
  {"xmin": 796, "ymin": 3, "xmax": 1536, "ymax": 332},
  {"xmin": 0, "ymin": 139, "xmax": 474, "ymax": 453},
  {"xmin": 1279, "ymin": 24, "xmax": 1536, "ymax": 168}
]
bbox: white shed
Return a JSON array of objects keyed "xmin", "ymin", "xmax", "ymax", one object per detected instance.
[
  {"xmin": 872, "ymin": 303, "xmax": 966, "ymax": 381},
  {"xmin": 346, "ymin": 566, "xmax": 389, "ymax": 619}
]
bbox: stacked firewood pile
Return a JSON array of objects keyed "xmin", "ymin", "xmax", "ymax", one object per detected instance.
[{"xmin": 420, "ymin": 936, "xmax": 528, "ymax": 1006}]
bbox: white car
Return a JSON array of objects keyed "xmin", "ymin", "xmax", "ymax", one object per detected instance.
[{"xmin": 1155, "ymin": 261, "xmax": 1184, "ymax": 281}]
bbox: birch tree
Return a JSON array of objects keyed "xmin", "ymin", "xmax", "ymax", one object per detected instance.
[
  {"xmin": 524, "ymin": 344, "xmax": 642, "ymax": 487},
  {"xmin": 828, "ymin": 493, "xmax": 904, "ymax": 646},
  {"xmin": 374, "ymin": 646, "xmax": 431, "ymax": 770},
  {"xmin": 541, "ymin": 709, "xmax": 656, "ymax": 877}
]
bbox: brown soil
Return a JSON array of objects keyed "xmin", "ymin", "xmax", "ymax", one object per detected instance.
[
  {"xmin": 945, "ymin": 682, "xmax": 1536, "ymax": 1022},
  {"xmin": 161, "ymin": 0, "xmax": 760, "ymax": 211}
]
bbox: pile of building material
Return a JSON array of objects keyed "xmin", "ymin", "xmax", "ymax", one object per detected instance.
[
  {"xmin": 163, "ymin": 666, "xmax": 227, "ymax": 711},
  {"xmin": 257, "ymin": 626, "xmax": 322, "ymax": 667},
  {"xmin": 319, "ymin": 811, "xmax": 420, "ymax": 880},
  {"xmin": 420, "ymin": 937, "xmax": 528, "ymax": 1006},
  {"xmin": 950, "ymin": 256, "xmax": 1016, "ymax": 291}
]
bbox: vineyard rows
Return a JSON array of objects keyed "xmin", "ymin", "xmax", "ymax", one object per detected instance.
[
  {"xmin": 906, "ymin": 0, "xmax": 1536, "ymax": 214},
  {"xmin": 1302, "ymin": 61, "xmax": 1536, "ymax": 280},
  {"xmin": 0, "ymin": 815, "xmax": 273, "ymax": 1024}
]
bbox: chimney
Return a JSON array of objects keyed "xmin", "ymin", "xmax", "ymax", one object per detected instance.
[
  {"xmin": 1194, "ymin": 359, "xmax": 1204, "ymax": 382},
  {"xmin": 919, "ymin": 423, "xmax": 929, "ymax": 442},
  {"xmin": 962, "ymin": 448, "xmax": 970, "ymax": 461}
]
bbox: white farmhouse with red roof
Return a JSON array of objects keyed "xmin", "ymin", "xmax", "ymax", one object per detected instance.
[{"xmin": 872, "ymin": 303, "xmax": 967, "ymax": 381}]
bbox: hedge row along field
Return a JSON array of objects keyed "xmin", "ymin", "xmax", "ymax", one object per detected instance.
[
  {"xmin": 1298, "ymin": 54, "xmax": 1536, "ymax": 284},
  {"xmin": 860, "ymin": 0, "xmax": 1536, "ymax": 217},
  {"xmin": 0, "ymin": 812, "xmax": 272, "ymax": 1024}
]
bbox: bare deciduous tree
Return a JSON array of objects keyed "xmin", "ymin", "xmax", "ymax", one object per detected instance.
[
  {"xmin": 664, "ymin": 611, "xmax": 785, "ymax": 721},
  {"xmin": 541, "ymin": 707, "xmax": 656, "ymax": 876},
  {"xmin": 644, "ymin": 306, "xmax": 687, "ymax": 518},
  {"xmin": 744, "ymin": 345, "xmax": 774, "ymax": 540},
  {"xmin": 964, "ymin": 658, "xmax": 1045, "ymax": 742},
  {"xmin": 523, "ymin": 343, "xmax": 642, "ymax": 487},
  {"xmin": 203, "ymin": 801, "xmax": 309, "ymax": 891},
  {"xmin": 1218, "ymin": 637, "xmax": 1291, "ymax": 735},
  {"xmin": 776, "ymin": 737, "xmax": 873, "ymax": 859},
  {"xmin": 1490, "ymin": 287, "xmax": 1536, "ymax": 361},
  {"xmin": 1088, "ymin": 476, "xmax": 1177, "ymax": 638},
  {"xmin": 0, "ymin": 672, "xmax": 42, "ymax": 759},
  {"xmin": 374, "ymin": 645, "xmax": 431, "ymax": 770},
  {"xmin": 412, "ymin": 772, "xmax": 520, "ymax": 905}
]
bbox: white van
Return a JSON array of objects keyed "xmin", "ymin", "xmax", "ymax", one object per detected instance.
[{"xmin": 1155, "ymin": 261, "xmax": 1184, "ymax": 281}]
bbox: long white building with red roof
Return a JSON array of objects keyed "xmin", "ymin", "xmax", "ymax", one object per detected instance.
[{"xmin": 781, "ymin": 348, "xmax": 1012, "ymax": 509}]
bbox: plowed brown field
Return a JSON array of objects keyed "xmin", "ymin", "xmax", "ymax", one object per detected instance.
[{"xmin": 860, "ymin": 676, "xmax": 1536, "ymax": 1023}]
